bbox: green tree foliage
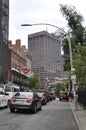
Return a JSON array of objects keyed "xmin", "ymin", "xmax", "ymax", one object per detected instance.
[
  {"xmin": 27, "ymin": 74, "xmax": 41, "ymax": 91},
  {"xmin": 60, "ymin": 4, "xmax": 85, "ymax": 45},
  {"xmin": 60, "ymin": 4, "xmax": 86, "ymax": 67},
  {"xmin": 55, "ymin": 83, "xmax": 67, "ymax": 97},
  {"xmin": 73, "ymin": 45, "xmax": 86, "ymax": 90},
  {"xmin": 60, "ymin": 4, "xmax": 86, "ymax": 90}
]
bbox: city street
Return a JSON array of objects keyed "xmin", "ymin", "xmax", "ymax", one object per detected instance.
[{"xmin": 0, "ymin": 99, "xmax": 78, "ymax": 130}]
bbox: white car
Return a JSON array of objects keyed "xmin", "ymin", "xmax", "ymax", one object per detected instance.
[
  {"xmin": 0, "ymin": 87, "xmax": 8, "ymax": 108},
  {"xmin": 0, "ymin": 83, "xmax": 20, "ymax": 102}
]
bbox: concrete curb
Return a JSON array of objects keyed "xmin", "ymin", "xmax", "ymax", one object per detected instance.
[{"xmin": 70, "ymin": 102, "xmax": 84, "ymax": 130}]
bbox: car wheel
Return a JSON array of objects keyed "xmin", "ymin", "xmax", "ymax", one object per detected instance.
[
  {"xmin": 45, "ymin": 99, "xmax": 47, "ymax": 104},
  {"xmin": 67, "ymin": 99, "xmax": 69, "ymax": 102},
  {"xmin": 33, "ymin": 105, "xmax": 37, "ymax": 113},
  {"xmin": 10, "ymin": 108, "xmax": 15, "ymax": 113},
  {"xmin": 59, "ymin": 98, "xmax": 61, "ymax": 101},
  {"xmin": 44, "ymin": 100, "xmax": 46, "ymax": 105},
  {"xmin": 39, "ymin": 104, "xmax": 42, "ymax": 111}
]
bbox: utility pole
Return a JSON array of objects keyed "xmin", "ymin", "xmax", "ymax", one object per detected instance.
[{"xmin": 68, "ymin": 30, "xmax": 73, "ymax": 70}]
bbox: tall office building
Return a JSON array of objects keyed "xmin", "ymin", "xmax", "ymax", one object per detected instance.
[
  {"xmin": 28, "ymin": 31, "xmax": 61, "ymax": 88},
  {"xmin": 0, "ymin": 0, "xmax": 9, "ymax": 83}
]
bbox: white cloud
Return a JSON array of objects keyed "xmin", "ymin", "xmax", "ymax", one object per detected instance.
[{"xmin": 9, "ymin": 0, "xmax": 86, "ymax": 47}]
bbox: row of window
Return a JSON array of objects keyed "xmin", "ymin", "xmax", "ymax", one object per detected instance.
[
  {"xmin": 28, "ymin": 33, "xmax": 60, "ymax": 43},
  {"xmin": 12, "ymin": 52, "xmax": 26, "ymax": 65}
]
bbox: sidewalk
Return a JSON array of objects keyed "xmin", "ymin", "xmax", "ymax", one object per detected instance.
[{"xmin": 70, "ymin": 100, "xmax": 86, "ymax": 130}]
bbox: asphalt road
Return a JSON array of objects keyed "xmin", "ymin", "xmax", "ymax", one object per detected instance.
[{"xmin": 0, "ymin": 99, "xmax": 79, "ymax": 130}]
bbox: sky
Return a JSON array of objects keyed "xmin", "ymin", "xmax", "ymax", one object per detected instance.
[{"xmin": 9, "ymin": 0, "xmax": 86, "ymax": 48}]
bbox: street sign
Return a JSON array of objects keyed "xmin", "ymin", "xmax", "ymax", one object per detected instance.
[{"xmin": 71, "ymin": 75, "xmax": 76, "ymax": 84}]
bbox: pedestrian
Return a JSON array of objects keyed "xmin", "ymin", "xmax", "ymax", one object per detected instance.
[{"xmin": 69, "ymin": 91, "xmax": 74, "ymax": 101}]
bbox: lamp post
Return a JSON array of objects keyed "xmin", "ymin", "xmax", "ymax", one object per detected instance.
[
  {"xmin": 68, "ymin": 30, "xmax": 73, "ymax": 70},
  {"xmin": 21, "ymin": 23, "xmax": 66, "ymax": 33},
  {"xmin": 21, "ymin": 23, "xmax": 73, "ymax": 71}
]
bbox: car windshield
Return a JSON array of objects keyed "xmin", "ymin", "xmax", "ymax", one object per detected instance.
[
  {"xmin": 37, "ymin": 92, "xmax": 43, "ymax": 97},
  {"xmin": 0, "ymin": 85, "xmax": 4, "ymax": 88},
  {"xmin": 14, "ymin": 92, "xmax": 33, "ymax": 98},
  {"xmin": 0, "ymin": 87, "xmax": 5, "ymax": 94}
]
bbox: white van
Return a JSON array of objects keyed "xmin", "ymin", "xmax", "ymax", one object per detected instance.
[
  {"xmin": 0, "ymin": 83, "xmax": 20, "ymax": 100},
  {"xmin": 0, "ymin": 87, "xmax": 8, "ymax": 108},
  {"xmin": 4, "ymin": 83, "xmax": 20, "ymax": 100}
]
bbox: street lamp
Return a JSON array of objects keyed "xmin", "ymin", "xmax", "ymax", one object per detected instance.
[
  {"xmin": 21, "ymin": 23, "xmax": 73, "ymax": 71},
  {"xmin": 21, "ymin": 23, "xmax": 66, "ymax": 33}
]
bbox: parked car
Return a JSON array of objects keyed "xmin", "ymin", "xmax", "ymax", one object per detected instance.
[
  {"xmin": 37, "ymin": 90, "xmax": 50, "ymax": 102},
  {"xmin": 0, "ymin": 83, "xmax": 20, "ymax": 101},
  {"xmin": 36, "ymin": 92, "xmax": 47, "ymax": 105},
  {"xmin": 59, "ymin": 92, "xmax": 69, "ymax": 102},
  {"xmin": 0, "ymin": 87, "xmax": 9, "ymax": 108},
  {"xmin": 49, "ymin": 92, "xmax": 56, "ymax": 101},
  {"xmin": 9, "ymin": 92, "xmax": 42, "ymax": 113}
]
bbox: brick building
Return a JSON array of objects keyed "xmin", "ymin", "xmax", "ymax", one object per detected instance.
[{"xmin": 8, "ymin": 39, "xmax": 32, "ymax": 89}]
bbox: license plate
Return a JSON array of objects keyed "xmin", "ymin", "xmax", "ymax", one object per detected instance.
[{"xmin": 16, "ymin": 100, "xmax": 25, "ymax": 104}]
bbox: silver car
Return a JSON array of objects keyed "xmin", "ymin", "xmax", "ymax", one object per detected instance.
[{"xmin": 9, "ymin": 92, "xmax": 42, "ymax": 113}]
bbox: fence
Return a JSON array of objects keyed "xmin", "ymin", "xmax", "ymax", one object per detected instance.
[{"xmin": 77, "ymin": 90, "xmax": 86, "ymax": 106}]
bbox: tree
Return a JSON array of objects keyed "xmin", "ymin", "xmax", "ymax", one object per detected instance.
[
  {"xmin": 73, "ymin": 45, "xmax": 86, "ymax": 90},
  {"xmin": 60, "ymin": 4, "xmax": 86, "ymax": 70},
  {"xmin": 27, "ymin": 74, "xmax": 41, "ymax": 91},
  {"xmin": 60, "ymin": 4, "xmax": 86, "ymax": 90},
  {"xmin": 60, "ymin": 4, "xmax": 85, "ymax": 45},
  {"xmin": 55, "ymin": 83, "xmax": 68, "ymax": 97}
]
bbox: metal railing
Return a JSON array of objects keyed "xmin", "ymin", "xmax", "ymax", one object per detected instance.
[{"xmin": 77, "ymin": 90, "xmax": 86, "ymax": 106}]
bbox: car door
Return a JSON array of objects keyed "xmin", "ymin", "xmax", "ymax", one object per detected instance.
[
  {"xmin": 4, "ymin": 93, "xmax": 9, "ymax": 106},
  {"xmin": 0, "ymin": 88, "xmax": 8, "ymax": 107}
]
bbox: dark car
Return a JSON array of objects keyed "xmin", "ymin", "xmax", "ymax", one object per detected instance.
[
  {"xmin": 36, "ymin": 92, "xmax": 47, "ymax": 105},
  {"xmin": 49, "ymin": 92, "xmax": 56, "ymax": 101},
  {"xmin": 59, "ymin": 92, "xmax": 69, "ymax": 102},
  {"xmin": 37, "ymin": 90, "xmax": 50, "ymax": 102},
  {"xmin": 9, "ymin": 92, "xmax": 42, "ymax": 113}
]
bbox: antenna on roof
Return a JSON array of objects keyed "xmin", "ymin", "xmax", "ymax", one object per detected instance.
[{"xmin": 46, "ymin": 21, "xmax": 48, "ymax": 31}]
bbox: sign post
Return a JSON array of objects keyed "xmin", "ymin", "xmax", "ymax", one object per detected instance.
[{"xmin": 71, "ymin": 74, "xmax": 78, "ymax": 110}]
